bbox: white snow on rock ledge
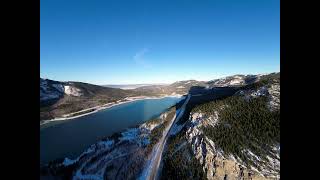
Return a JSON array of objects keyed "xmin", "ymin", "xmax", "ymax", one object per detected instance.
[
  {"xmin": 64, "ymin": 85, "xmax": 82, "ymax": 96},
  {"xmin": 62, "ymin": 157, "xmax": 77, "ymax": 166}
]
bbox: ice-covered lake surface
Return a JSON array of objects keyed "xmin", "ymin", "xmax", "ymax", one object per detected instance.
[{"xmin": 40, "ymin": 97, "xmax": 182, "ymax": 165}]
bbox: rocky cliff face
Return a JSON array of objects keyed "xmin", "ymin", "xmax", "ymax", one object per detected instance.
[
  {"xmin": 162, "ymin": 73, "xmax": 280, "ymax": 180},
  {"xmin": 40, "ymin": 78, "xmax": 65, "ymax": 104},
  {"xmin": 186, "ymin": 111, "xmax": 279, "ymax": 180},
  {"xmin": 189, "ymin": 82, "xmax": 279, "ymax": 179}
]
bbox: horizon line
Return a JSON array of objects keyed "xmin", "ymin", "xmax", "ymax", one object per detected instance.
[{"xmin": 40, "ymin": 71, "xmax": 279, "ymax": 86}]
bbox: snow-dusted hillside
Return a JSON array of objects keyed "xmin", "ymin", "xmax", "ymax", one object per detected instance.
[
  {"xmin": 183, "ymin": 109, "xmax": 279, "ymax": 179},
  {"xmin": 64, "ymin": 85, "xmax": 82, "ymax": 96},
  {"xmin": 40, "ymin": 107, "xmax": 178, "ymax": 180},
  {"xmin": 134, "ymin": 80, "xmax": 207, "ymax": 95},
  {"xmin": 40, "ymin": 78, "xmax": 65, "ymax": 102},
  {"xmin": 41, "ymin": 73, "xmax": 277, "ymax": 106},
  {"xmin": 40, "ymin": 78, "xmax": 84, "ymax": 100},
  {"xmin": 207, "ymin": 74, "xmax": 259, "ymax": 87},
  {"xmin": 40, "ymin": 78, "xmax": 138, "ymax": 121},
  {"xmin": 161, "ymin": 73, "xmax": 280, "ymax": 180}
]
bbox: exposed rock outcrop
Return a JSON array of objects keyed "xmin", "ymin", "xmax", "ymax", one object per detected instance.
[{"xmin": 185, "ymin": 111, "xmax": 279, "ymax": 180}]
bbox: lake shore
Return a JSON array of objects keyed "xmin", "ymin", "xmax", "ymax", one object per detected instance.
[
  {"xmin": 41, "ymin": 106, "xmax": 178, "ymax": 179},
  {"xmin": 40, "ymin": 94, "xmax": 184, "ymax": 126}
]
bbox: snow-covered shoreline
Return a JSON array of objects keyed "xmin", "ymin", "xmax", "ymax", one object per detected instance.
[
  {"xmin": 41, "ymin": 107, "xmax": 179, "ymax": 179},
  {"xmin": 40, "ymin": 94, "xmax": 184, "ymax": 126}
]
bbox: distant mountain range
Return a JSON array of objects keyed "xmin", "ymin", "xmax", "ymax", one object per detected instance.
[
  {"xmin": 103, "ymin": 83, "xmax": 168, "ymax": 90},
  {"xmin": 40, "ymin": 73, "xmax": 279, "ymax": 121}
]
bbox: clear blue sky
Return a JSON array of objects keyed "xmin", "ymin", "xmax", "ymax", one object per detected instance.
[{"xmin": 40, "ymin": 0, "xmax": 279, "ymax": 85}]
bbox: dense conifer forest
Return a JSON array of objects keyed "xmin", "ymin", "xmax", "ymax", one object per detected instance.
[
  {"xmin": 195, "ymin": 95, "xmax": 280, "ymax": 167},
  {"xmin": 161, "ymin": 131, "xmax": 206, "ymax": 180}
]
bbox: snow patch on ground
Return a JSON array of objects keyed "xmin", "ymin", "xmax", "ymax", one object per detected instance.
[
  {"xmin": 97, "ymin": 140, "xmax": 114, "ymax": 149},
  {"xmin": 267, "ymin": 84, "xmax": 280, "ymax": 111},
  {"xmin": 63, "ymin": 157, "xmax": 77, "ymax": 166},
  {"xmin": 210, "ymin": 75, "xmax": 246, "ymax": 87},
  {"xmin": 40, "ymin": 79, "xmax": 65, "ymax": 102},
  {"xmin": 241, "ymin": 147, "xmax": 280, "ymax": 178},
  {"xmin": 144, "ymin": 123, "xmax": 159, "ymax": 131},
  {"xmin": 60, "ymin": 109, "xmax": 174, "ymax": 179},
  {"xmin": 120, "ymin": 128, "xmax": 139, "ymax": 141},
  {"xmin": 242, "ymin": 149, "xmax": 262, "ymax": 162},
  {"xmin": 236, "ymin": 80, "xmax": 280, "ymax": 112},
  {"xmin": 229, "ymin": 78, "xmax": 244, "ymax": 85},
  {"xmin": 185, "ymin": 108, "xmax": 279, "ymax": 179},
  {"xmin": 251, "ymin": 86, "xmax": 269, "ymax": 97},
  {"xmin": 64, "ymin": 85, "xmax": 82, "ymax": 96},
  {"xmin": 62, "ymin": 140, "xmax": 114, "ymax": 168}
]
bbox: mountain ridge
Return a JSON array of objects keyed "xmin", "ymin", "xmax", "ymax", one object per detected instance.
[{"xmin": 40, "ymin": 72, "xmax": 279, "ymax": 121}]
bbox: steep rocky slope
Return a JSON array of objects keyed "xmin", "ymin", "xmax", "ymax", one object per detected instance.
[
  {"xmin": 161, "ymin": 73, "xmax": 280, "ymax": 180},
  {"xmin": 40, "ymin": 78, "xmax": 65, "ymax": 105}
]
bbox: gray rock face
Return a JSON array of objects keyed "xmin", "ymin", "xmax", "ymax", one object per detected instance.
[
  {"xmin": 40, "ymin": 78, "xmax": 65, "ymax": 103},
  {"xmin": 169, "ymin": 73, "xmax": 280, "ymax": 180},
  {"xmin": 184, "ymin": 111, "xmax": 279, "ymax": 180}
]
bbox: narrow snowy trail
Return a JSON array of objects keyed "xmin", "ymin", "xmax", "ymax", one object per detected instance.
[{"xmin": 144, "ymin": 94, "xmax": 191, "ymax": 180}]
